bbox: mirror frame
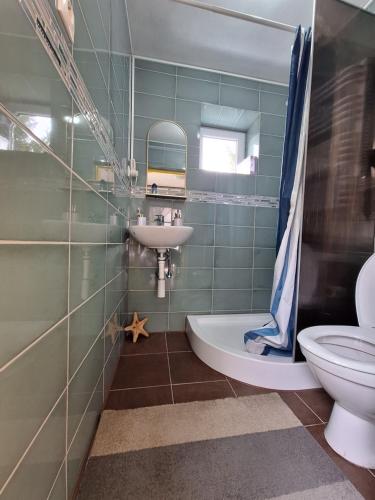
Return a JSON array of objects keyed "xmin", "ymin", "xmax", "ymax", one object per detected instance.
[{"xmin": 146, "ymin": 120, "xmax": 187, "ymax": 199}]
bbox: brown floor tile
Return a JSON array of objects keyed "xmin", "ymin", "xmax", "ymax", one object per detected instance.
[
  {"xmin": 227, "ymin": 378, "xmax": 274, "ymax": 397},
  {"xmin": 105, "ymin": 386, "xmax": 172, "ymax": 410},
  {"xmin": 173, "ymin": 381, "xmax": 234, "ymax": 404},
  {"xmin": 111, "ymin": 354, "xmax": 170, "ymax": 389},
  {"xmin": 166, "ymin": 331, "xmax": 192, "ymax": 352},
  {"xmin": 122, "ymin": 332, "xmax": 166, "ymax": 355},
  {"xmin": 169, "ymin": 351, "xmax": 226, "ymax": 384},
  {"xmin": 307, "ymin": 424, "xmax": 375, "ymax": 500},
  {"xmin": 296, "ymin": 388, "xmax": 334, "ymax": 422},
  {"xmin": 278, "ymin": 391, "xmax": 322, "ymax": 425}
]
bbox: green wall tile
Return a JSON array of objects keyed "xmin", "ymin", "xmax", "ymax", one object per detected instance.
[
  {"xmin": 255, "ymin": 207, "xmax": 278, "ymax": 228},
  {"xmin": 215, "ymin": 247, "xmax": 253, "ymax": 268},
  {"xmin": 220, "ymin": 75, "xmax": 259, "ymax": 89},
  {"xmin": 69, "ymin": 290, "xmax": 105, "ymax": 377},
  {"xmin": 258, "ymin": 155, "xmax": 282, "ymax": 177},
  {"xmin": 253, "ymin": 269, "xmax": 274, "ymax": 290},
  {"xmin": 220, "ymin": 85, "xmax": 259, "ymax": 110},
  {"xmin": 175, "ymin": 99, "xmax": 202, "ymax": 125},
  {"xmin": 128, "ymin": 291, "xmax": 169, "ymax": 313},
  {"xmin": 213, "ymin": 290, "xmax": 252, "ymax": 311},
  {"xmin": 0, "ymin": 245, "xmax": 68, "ymax": 366},
  {"xmin": 256, "ymin": 176, "xmax": 280, "ymax": 197},
  {"xmin": 260, "ymin": 113, "xmax": 286, "ymax": 136},
  {"xmin": 171, "ymin": 268, "xmax": 213, "ymax": 290},
  {"xmin": 213, "ymin": 268, "xmax": 252, "ymax": 289},
  {"xmin": 69, "ymin": 245, "xmax": 106, "ymax": 309},
  {"xmin": 1, "ymin": 394, "xmax": 66, "ymax": 500},
  {"xmin": 170, "ymin": 290, "xmax": 212, "ymax": 312},
  {"xmin": 135, "ymin": 68, "xmax": 176, "ymax": 97},
  {"xmin": 260, "ymin": 134, "xmax": 284, "ymax": 156},
  {"xmin": 260, "ymin": 92, "xmax": 287, "ymax": 115},
  {"xmin": 182, "ymin": 202, "xmax": 215, "ymax": 224},
  {"xmin": 171, "ymin": 245, "xmax": 214, "ymax": 268},
  {"xmin": 253, "ymin": 289, "xmax": 272, "ymax": 309},
  {"xmin": 67, "ymin": 337, "xmax": 103, "ymax": 444},
  {"xmin": 0, "ymin": 148, "xmax": 70, "ymax": 242},
  {"xmin": 177, "ymin": 67, "xmax": 220, "ymax": 82},
  {"xmin": 215, "ymin": 225, "xmax": 254, "ymax": 247},
  {"xmin": 176, "ymin": 77, "xmax": 219, "ymax": 104},
  {"xmin": 0, "ymin": 320, "xmax": 67, "ymax": 487},
  {"xmin": 254, "ymin": 227, "xmax": 277, "ymax": 248},
  {"xmin": 215, "ymin": 173, "xmax": 256, "ymax": 195},
  {"xmin": 254, "ymin": 248, "xmax": 276, "ymax": 268},
  {"xmin": 67, "ymin": 377, "xmax": 103, "ymax": 498},
  {"xmin": 215, "ymin": 204, "xmax": 254, "ymax": 226},
  {"xmin": 134, "ymin": 93, "xmax": 174, "ymax": 120},
  {"xmin": 128, "ymin": 268, "xmax": 157, "ymax": 291},
  {"xmin": 187, "ymin": 224, "xmax": 215, "ymax": 246},
  {"xmin": 135, "ymin": 59, "xmax": 176, "ymax": 75},
  {"xmin": 259, "ymin": 82, "xmax": 288, "ymax": 95}
]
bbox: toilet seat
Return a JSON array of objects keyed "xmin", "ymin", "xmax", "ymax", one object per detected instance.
[{"xmin": 298, "ymin": 325, "xmax": 375, "ymax": 376}]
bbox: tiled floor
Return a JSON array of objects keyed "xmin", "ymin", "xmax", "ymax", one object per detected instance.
[{"xmin": 106, "ymin": 331, "xmax": 375, "ymax": 500}]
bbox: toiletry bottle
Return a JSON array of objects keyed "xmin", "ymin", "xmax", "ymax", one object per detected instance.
[{"xmin": 136, "ymin": 208, "xmax": 147, "ymax": 225}]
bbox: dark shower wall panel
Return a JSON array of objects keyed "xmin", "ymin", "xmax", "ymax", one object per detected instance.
[{"xmin": 297, "ymin": 0, "xmax": 375, "ymax": 340}]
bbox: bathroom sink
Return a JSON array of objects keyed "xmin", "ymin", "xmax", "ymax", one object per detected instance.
[{"xmin": 129, "ymin": 225, "xmax": 193, "ymax": 250}]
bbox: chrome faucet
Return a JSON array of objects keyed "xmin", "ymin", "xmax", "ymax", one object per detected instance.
[{"xmin": 154, "ymin": 214, "xmax": 165, "ymax": 226}]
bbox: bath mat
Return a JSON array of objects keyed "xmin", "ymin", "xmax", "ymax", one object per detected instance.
[{"xmin": 78, "ymin": 394, "xmax": 362, "ymax": 499}]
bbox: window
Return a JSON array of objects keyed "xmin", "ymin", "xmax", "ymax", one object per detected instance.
[
  {"xmin": 11, "ymin": 114, "xmax": 52, "ymax": 152},
  {"xmin": 199, "ymin": 127, "xmax": 248, "ymax": 174}
]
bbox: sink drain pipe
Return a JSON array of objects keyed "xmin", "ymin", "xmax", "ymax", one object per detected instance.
[{"xmin": 157, "ymin": 250, "xmax": 167, "ymax": 298}]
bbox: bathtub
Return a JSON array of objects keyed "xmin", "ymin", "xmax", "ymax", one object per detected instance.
[{"xmin": 187, "ymin": 313, "xmax": 320, "ymax": 390}]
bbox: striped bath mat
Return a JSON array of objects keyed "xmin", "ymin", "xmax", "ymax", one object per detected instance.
[{"xmin": 78, "ymin": 394, "xmax": 362, "ymax": 499}]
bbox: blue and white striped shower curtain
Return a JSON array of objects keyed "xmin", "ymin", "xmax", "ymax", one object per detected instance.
[{"xmin": 244, "ymin": 26, "xmax": 312, "ymax": 356}]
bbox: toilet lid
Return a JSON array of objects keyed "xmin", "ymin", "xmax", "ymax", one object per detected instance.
[{"xmin": 355, "ymin": 253, "xmax": 375, "ymax": 328}]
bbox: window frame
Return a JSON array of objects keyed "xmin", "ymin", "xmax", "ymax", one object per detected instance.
[{"xmin": 199, "ymin": 126, "xmax": 246, "ymax": 175}]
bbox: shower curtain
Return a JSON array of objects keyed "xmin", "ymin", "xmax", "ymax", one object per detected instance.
[{"xmin": 244, "ymin": 26, "xmax": 312, "ymax": 356}]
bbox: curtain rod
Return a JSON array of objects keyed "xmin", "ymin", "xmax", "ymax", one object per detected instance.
[{"xmin": 173, "ymin": 0, "xmax": 297, "ymax": 33}]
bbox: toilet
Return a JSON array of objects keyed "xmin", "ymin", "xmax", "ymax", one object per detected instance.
[{"xmin": 298, "ymin": 253, "xmax": 375, "ymax": 468}]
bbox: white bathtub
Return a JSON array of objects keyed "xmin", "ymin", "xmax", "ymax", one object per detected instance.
[{"xmin": 187, "ymin": 313, "xmax": 320, "ymax": 390}]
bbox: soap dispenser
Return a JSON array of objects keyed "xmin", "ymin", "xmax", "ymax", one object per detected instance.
[
  {"xmin": 136, "ymin": 208, "xmax": 147, "ymax": 226},
  {"xmin": 172, "ymin": 209, "xmax": 182, "ymax": 226}
]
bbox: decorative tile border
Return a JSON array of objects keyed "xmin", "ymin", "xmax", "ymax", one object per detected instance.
[
  {"xmin": 130, "ymin": 186, "xmax": 279, "ymax": 208},
  {"xmin": 20, "ymin": 0, "xmax": 127, "ymax": 187}
]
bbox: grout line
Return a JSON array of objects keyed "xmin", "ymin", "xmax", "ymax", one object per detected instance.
[
  {"xmin": 165, "ymin": 332, "xmax": 175, "ymax": 404},
  {"xmin": 65, "ymin": 130, "xmax": 73, "ymax": 500},
  {"xmin": 108, "ymin": 384, "xmax": 171, "ymax": 392},
  {"xmin": 46, "ymin": 458, "xmax": 66, "ymax": 499},
  {"xmin": 120, "ymin": 351, "xmax": 169, "ymax": 357},
  {"xmin": 304, "ymin": 423, "xmax": 326, "ymax": 428},
  {"xmin": 226, "ymin": 377, "xmax": 238, "ymax": 397},
  {"xmin": 294, "ymin": 392, "xmax": 325, "ymax": 424}
]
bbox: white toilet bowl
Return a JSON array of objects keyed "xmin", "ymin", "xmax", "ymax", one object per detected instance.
[{"xmin": 298, "ymin": 254, "xmax": 375, "ymax": 468}]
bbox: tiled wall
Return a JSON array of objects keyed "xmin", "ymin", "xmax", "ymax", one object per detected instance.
[
  {"xmin": 0, "ymin": 1, "xmax": 130, "ymax": 498},
  {"xmin": 129, "ymin": 59, "xmax": 287, "ymax": 331}
]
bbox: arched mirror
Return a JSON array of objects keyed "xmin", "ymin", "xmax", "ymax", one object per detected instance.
[{"xmin": 146, "ymin": 120, "xmax": 187, "ymax": 198}]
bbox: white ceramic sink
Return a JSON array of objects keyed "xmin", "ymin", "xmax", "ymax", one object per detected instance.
[{"xmin": 129, "ymin": 225, "xmax": 193, "ymax": 250}]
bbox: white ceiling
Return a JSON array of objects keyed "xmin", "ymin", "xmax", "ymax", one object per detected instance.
[{"xmin": 125, "ymin": 0, "xmax": 373, "ymax": 84}]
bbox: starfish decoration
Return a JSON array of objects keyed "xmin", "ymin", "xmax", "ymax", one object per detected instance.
[{"xmin": 124, "ymin": 312, "xmax": 149, "ymax": 343}]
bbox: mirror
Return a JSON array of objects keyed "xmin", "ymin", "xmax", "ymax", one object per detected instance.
[{"xmin": 146, "ymin": 120, "xmax": 187, "ymax": 198}]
